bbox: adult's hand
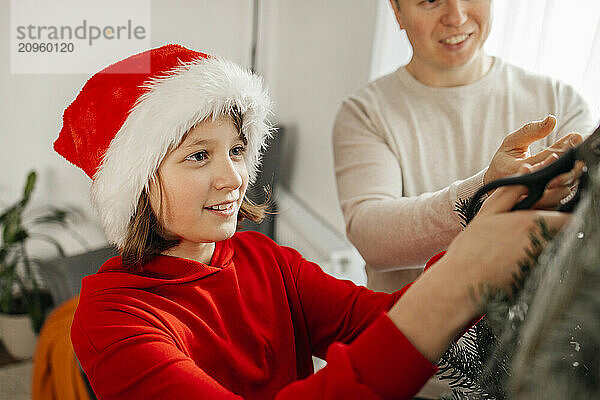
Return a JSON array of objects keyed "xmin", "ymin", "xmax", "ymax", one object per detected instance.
[
  {"xmin": 484, "ymin": 115, "xmax": 583, "ymax": 187},
  {"xmin": 516, "ymin": 153, "xmax": 585, "ymax": 210}
]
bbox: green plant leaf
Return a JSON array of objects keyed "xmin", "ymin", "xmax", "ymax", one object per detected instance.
[
  {"xmin": 31, "ymin": 207, "xmax": 90, "ymax": 250},
  {"xmin": 19, "ymin": 244, "xmax": 41, "ymax": 293},
  {"xmin": 0, "ymin": 205, "xmax": 17, "ymax": 225},
  {"xmin": 33, "ymin": 209, "xmax": 69, "ymax": 225},
  {"xmin": 0, "ymin": 260, "xmax": 16, "ymax": 279},
  {"xmin": 0, "ymin": 291, "xmax": 11, "ymax": 314},
  {"xmin": 2, "ymin": 210, "xmax": 28, "ymax": 245},
  {"xmin": 0, "ymin": 169, "xmax": 75, "ymax": 331},
  {"xmin": 0, "ymin": 266, "xmax": 16, "ymax": 313},
  {"xmin": 0, "ymin": 247, "xmax": 7, "ymax": 265},
  {"xmin": 20, "ymin": 171, "xmax": 37, "ymax": 207}
]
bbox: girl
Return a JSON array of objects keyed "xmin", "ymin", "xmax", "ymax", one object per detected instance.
[{"xmin": 54, "ymin": 44, "xmax": 570, "ymax": 399}]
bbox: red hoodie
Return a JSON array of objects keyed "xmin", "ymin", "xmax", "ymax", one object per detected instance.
[{"xmin": 71, "ymin": 231, "xmax": 437, "ymax": 399}]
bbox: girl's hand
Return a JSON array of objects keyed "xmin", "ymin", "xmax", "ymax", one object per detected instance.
[
  {"xmin": 388, "ymin": 173, "xmax": 571, "ymax": 362},
  {"xmin": 446, "ymin": 170, "xmax": 571, "ymax": 299}
]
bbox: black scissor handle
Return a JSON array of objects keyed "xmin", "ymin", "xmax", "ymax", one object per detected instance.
[{"xmin": 466, "ymin": 147, "xmax": 577, "ymax": 221}]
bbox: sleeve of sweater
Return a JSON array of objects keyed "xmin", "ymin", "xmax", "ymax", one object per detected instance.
[
  {"xmin": 276, "ymin": 314, "xmax": 437, "ymax": 400},
  {"xmin": 332, "ymin": 98, "xmax": 483, "ymax": 269},
  {"xmin": 553, "ymin": 81, "xmax": 598, "ymax": 141},
  {"xmin": 277, "ymin": 246, "xmax": 438, "ymax": 399}
]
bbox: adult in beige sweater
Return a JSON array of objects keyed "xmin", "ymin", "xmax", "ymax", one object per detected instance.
[{"xmin": 333, "ymin": 0, "xmax": 596, "ymax": 294}]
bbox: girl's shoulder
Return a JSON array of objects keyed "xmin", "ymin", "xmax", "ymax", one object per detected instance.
[
  {"xmin": 232, "ymin": 229, "xmax": 275, "ymax": 244},
  {"xmin": 231, "ymin": 230, "xmax": 305, "ymax": 268},
  {"xmin": 232, "ymin": 230, "xmax": 293, "ymax": 255}
]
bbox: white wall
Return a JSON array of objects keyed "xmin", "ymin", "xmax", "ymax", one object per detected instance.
[{"xmin": 257, "ymin": 0, "xmax": 379, "ymax": 238}]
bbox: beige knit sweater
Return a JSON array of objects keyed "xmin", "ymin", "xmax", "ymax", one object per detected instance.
[{"xmin": 333, "ymin": 57, "xmax": 596, "ymax": 293}]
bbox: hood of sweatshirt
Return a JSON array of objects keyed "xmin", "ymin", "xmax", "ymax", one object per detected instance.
[{"xmin": 80, "ymin": 236, "xmax": 235, "ymax": 294}]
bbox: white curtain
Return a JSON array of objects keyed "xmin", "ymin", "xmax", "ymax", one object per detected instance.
[{"xmin": 370, "ymin": 0, "xmax": 600, "ymax": 116}]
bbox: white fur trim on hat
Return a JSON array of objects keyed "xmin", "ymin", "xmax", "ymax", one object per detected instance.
[{"xmin": 91, "ymin": 57, "xmax": 273, "ymax": 248}]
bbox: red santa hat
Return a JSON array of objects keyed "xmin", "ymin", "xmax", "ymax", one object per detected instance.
[{"xmin": 54, "ymin": 44, "xmax": 272, "ymax": 248}]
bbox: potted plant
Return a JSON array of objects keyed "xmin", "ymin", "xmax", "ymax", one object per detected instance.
[{"xmin": 0, "ymin": 170, "xmax": 82, "ymax": 359}]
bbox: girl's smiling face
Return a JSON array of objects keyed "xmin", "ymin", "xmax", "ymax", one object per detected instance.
[{"xmin": 148, "ymin": 116, "xmax": 248, "ymax": 260}]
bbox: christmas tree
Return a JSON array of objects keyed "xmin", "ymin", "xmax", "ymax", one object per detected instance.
[{"xmin": 439, "ymin": 162, "xmax": 600, "ymax": 399}]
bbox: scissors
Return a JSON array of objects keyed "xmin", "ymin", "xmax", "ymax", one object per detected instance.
[{"xmin": 465, "ymin": 123, "xmax": 600, "ymax": 222}]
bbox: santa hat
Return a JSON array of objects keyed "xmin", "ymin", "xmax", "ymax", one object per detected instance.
[{"xmin": 54, "ymin": 44, "xmax": 272, "ymax": 248}]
